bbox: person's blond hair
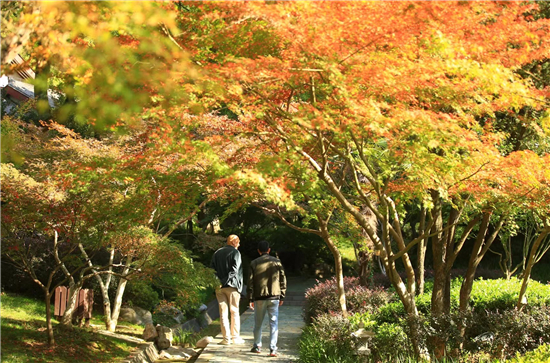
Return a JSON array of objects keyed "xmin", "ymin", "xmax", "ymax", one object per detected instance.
[{"xmin": 227, "ymin": 234, "xmax": 240, "ymax": 247}]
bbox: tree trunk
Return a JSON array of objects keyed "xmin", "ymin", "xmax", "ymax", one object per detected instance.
[
  {"xmin": 108, "ymin": 255, "xmax": 132, "ymax": 332},
  {"xmin": 517, "ymin": 227, "xmax": 550, "ymax": 309},
  {"xmin": 45, "ymin": 292, "xmax": 55, "ymax": 346},
  {"xmin": 80, "ymin": 244, "xmax": 115, "ymax": 330},
  {"xmin": 417, "ymin": 206, "xmax": 427, "ymax": 295},
  {"xmin": 459, "ymin": 212, "xmax": 492, "ymax": 314},
  {"xmin": 430, "ymin": 191, "xmax": 446, "ymax": 318},
  {"xmin": 303, "ymin": 148, "xmax": 425, "ymax": 358},
  {"xmin": 61, "ymin": 281, "xmax": 83, "ymax": 327},
  {"xmin": 53, "ymin": 229, "xmax": 80, "ymax": 328},
  {"xmin": 357, "ymin": 250, "xmax": 371, "ymax": 286},
  {"xmin": 459, "ymin": 212, "xmax": 504, "ymax": 343},
  {"xmin": 101, "ymin": 286, "xmax": 113, "ymax": 330},
  {"xmin": 318, "ymin": 215, "xmax": 347, "ymax": 317}
]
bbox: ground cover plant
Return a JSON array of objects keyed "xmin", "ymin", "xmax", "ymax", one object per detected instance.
[
  {"xmin": 304, "ymin": 276, "xmax": 391, "ymax": 324},
  {"xmin": 500, "ymin": 344, "xmax": 550, "ymax": 363},
  {"xmin": 1, "ymin": 293, "xmax": 138, "ymax": 363},
  {"xmin": 299, "ymin": 277, "xmax": 550, "ymax": 363}
]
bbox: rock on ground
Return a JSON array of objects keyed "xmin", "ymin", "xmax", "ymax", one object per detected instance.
[
  {"xmin": 195, "ymin": 336, "xmax": 213, "ymax": 348},
  {"xmin": 143, "ymin": 323, "xmax": 158, "ymax": 341}
]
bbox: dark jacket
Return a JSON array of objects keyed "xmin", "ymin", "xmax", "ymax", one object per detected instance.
[
  {"xmin": 248, "ymin": 253, "xmax": 286, "ymax": 301},
  {"xmin": 211, "ymin": 245, "xmax": 243, "ymax": 293}
]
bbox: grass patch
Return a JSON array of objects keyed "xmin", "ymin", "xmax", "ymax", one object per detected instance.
[
  {"xmin": 1, "ymin": 292, "xmax": 139, "ymax": 363},
  {"xmin": 88, "ymin": 312, "xmax": 143, "ymax": 338}
]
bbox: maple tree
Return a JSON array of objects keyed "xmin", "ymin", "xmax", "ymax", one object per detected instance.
[
  {"xmin": 0, "ymin": 1, "xmax": 218, "ymax": 341},
  {"xmin": 2, "ymin": 1, "xmax": 550, "ymax": 357},
  {"xmin": 1, "ymin": 1, "xmax": 195, "ymax": 131},
  {"xmin": 172, "ymin": 1, "xmax": 550, "ymax": 357},
  {"xmin": 1, "ymin": 114, "xmax": 221, "ymax": 338}
]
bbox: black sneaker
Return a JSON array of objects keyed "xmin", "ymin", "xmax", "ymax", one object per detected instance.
[
  {"xmin": 270, "ymin": 350, "xmax": 277, "ymax": 357},
  {"xmin": 250, "ymin": 346, "xmax": 261, "ymax": 353}
]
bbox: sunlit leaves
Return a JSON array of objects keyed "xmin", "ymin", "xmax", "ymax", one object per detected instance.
[{"xmin": 1, "ymin": 1, "xmax": 197, "ymax": 130}]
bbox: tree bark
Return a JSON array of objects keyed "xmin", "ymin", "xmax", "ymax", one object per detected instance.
[
  {"xmin": 80, "ymin": 244, "xmax": 115, "ymax": 329},
  {"xmin": 517, "ymin": 227, "xmax": 550, "ymax": 309},
  {"xmin": 430, "ymin": 191, "xmax": 446, "ymax": 318},
  {"xmin": 45, "ymin": 292, "xmax": 55, "ymax": 346},
  {"xmin": 459, "ymin": 212, "xmax": 492, "ymax": 314},
  {"xmin": 108, "ymin": 255, "xmax": 132, "ymax": 332},
  {"xmin": 61, "ymin": 282, "xmax": 82, "ymax": 327},
  {"xmin": 318, "ymin": 214, "xmax": 347, "ymax": 317},
  {"xmin": 458, "ymin": 212, "xmax": 504, "ymax": 343},
  {"xmin": 417, "ymin": 206, "xmax": 427, "ymax": 295}
]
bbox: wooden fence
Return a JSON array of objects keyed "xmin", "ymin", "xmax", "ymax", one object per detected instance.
[{"xmin": 54, "ymin": 287, "xmax": 93, "ymax": 325}]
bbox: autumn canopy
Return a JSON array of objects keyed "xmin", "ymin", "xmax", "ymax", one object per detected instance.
[{"xmin": 1, "ymin": 0, "xmax": 549, "ymax": 357}]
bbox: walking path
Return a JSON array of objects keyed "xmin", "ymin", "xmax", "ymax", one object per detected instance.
[{"xmin": 195, "ymin": 277, "xmax": 316, "ymax": 363}]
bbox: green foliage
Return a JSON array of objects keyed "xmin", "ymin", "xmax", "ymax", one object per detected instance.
[
  {"xmin": 175, "ymin": 3, "xmax": 282, "ymax": 65},
  {"xmin": 469, "ymin": 278, "xmax": 550, "ymax": 311},
  {"xmin": 378, "ymin": 277, "xmax": 550, "ymax": 325},
  {"xmin": 303, "ymin": 276, "xmax": 392, "ymax": 324},
  {"xmin": 372, "ymin": 322, "xmax": 412, "ymax": 362},
  {"xmin": 502, "ymin": 344, "xmax": 550, "ymax": 363},
  {"xmin": 306, "ymin": 277, "xmax": 550, "ymax": 362},
  {"xmin": 298, "ymin": 313, "xmax": 358, "ymax": 363},
  {"xmin": 1, "ymin": 116, "xmax": 25, "ymax": 164},
  {"xmin": 148, "ymin": 242, "xmax": 219, "ymax": 317},
  {"xmin": 172, "ymin": 328, "xmax": 193, "ymax": 346},
  {"xmin": 488, "ymin": 306, "xmax": 550, "ymax": 357},
  {"xmin": 123, "ymin": 279, "xmax": 160, "ymax": 311},
  {"xmin": 152, "ymin": 301, "xmax": 181, "ymax": 327}
]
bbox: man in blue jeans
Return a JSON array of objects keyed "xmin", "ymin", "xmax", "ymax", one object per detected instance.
[{"xmin": 248, "ymin": 240, "xmax": 287, "ymax": 357}]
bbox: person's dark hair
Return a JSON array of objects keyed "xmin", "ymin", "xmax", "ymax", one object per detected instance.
[{"xmin": 258, "ymin": 240, "xmax": 270, "ymax": 253}]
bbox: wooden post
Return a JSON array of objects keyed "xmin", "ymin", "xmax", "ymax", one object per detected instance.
[{"xmin": 54, "ymin": 286, "xmax": 68, "ymax": 318}]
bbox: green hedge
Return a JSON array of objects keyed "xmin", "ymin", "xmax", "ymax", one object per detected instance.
[{"xmin": 377, "ymin": 277, "xmax": 550, "ymax": 325}]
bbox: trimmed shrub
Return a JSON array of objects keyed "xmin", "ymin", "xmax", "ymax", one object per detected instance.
[
  {"xmin": 469, "ymin": 278, "xmax": 550, "ymax": 312},
  {"xmin": 304, "ymin": 276, "xmax": 392, "ymax": 324},
  {"xmin": 378, "ymin": 277, "xmax": 550, "ymax": 326},
  {"xmin": 369, "ymin": 278, "xmax": 550, "ymax": 360}
]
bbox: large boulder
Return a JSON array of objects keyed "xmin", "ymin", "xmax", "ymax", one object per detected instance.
[
  {"xmin": 119, "ymin": 307, "xmax": 140, "ymax": 325},
  {"xmin": 119, "ymin": 306, "xmax": 153, "ymax": 326},
  {"xmin": 158, "ymin": 305, "xmax": 186, "ymax": 325},
  {"xmin": 155, "ymin": 325, "xmax": 173, "ymax": 350},
  {"xmin": 143, "ymin": 323, "xmax": 158, "ymax": 342},
  {"xmin": 134, "ymin": 306, "xmax": 153, "ymax": 325}
]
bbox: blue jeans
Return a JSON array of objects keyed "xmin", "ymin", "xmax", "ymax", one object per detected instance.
[{"xmin": 253, "ymin": 299, "xmax": 279, "ymax": 352}]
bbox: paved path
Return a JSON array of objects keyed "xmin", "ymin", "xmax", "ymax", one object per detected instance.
[{"xmin": 195, "ymin": 277, "xmax": 316, "ymax": 363}]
